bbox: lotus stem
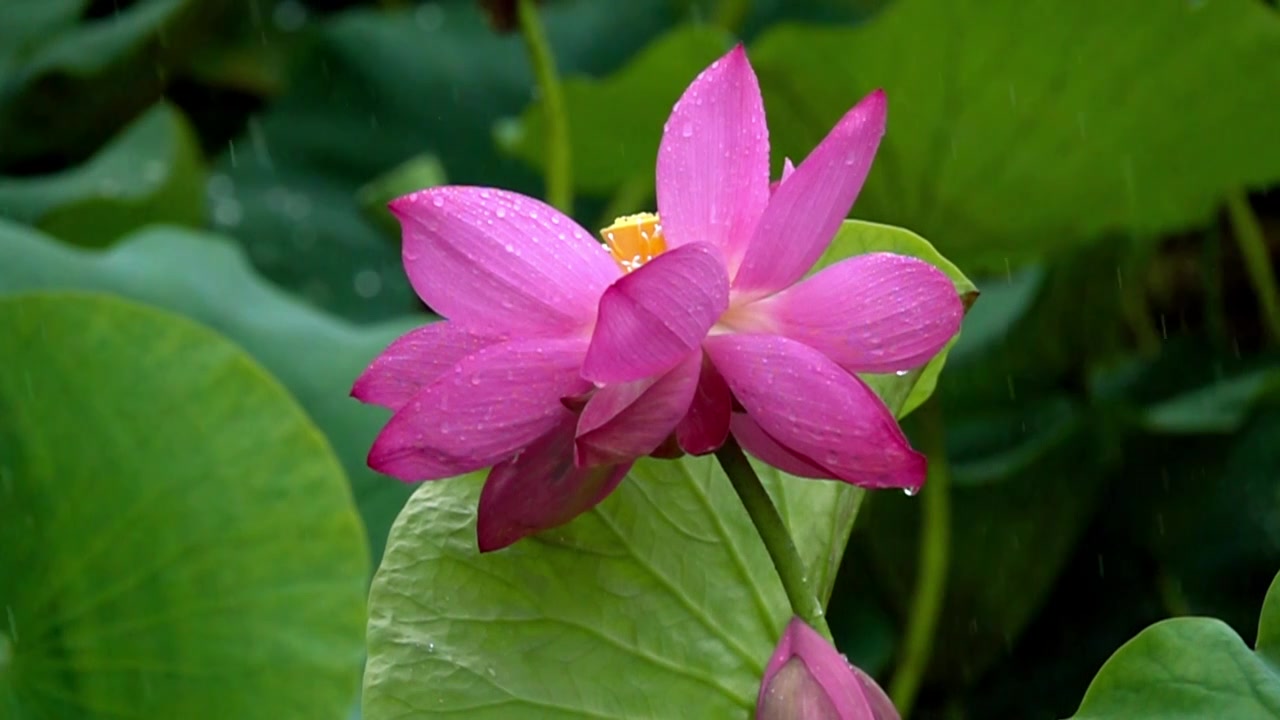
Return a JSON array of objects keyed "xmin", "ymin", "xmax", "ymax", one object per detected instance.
[
  {"xmin": 716, "ymin": 437, "xmax": 832, "ymax": 641},
  {"xmin": 517, "ymin": 0, "xmax": 572, "ymax": 215}
]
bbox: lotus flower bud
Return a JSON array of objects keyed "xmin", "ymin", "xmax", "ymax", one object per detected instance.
[{"xmin": 757, "ymin": 618, "xmax": 900, "ymax": 720}]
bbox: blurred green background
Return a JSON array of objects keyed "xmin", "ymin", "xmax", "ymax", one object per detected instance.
[{"xmin": 2, "ymin": 0, "xmax": 1280, "ymax": 718}]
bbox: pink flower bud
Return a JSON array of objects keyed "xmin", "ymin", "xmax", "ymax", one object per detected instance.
[{"xmin": 757, "ymin": 618, "xmax": 900, "ymax": 720}]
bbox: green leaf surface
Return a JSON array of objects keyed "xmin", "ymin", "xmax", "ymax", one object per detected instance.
[
  {"xmin": 0, "ymin": 0, "xmax": 231, "ymax": 166},
  {"xmin": 1070, "ymin": 570, "xmax": 1280, "ymax": 719},
  {"xmin": 364, "ymin": 457, "xmax": 793, "ymax": 720},
  {"xmin": 821, "ymin": 220, "xmax": 978, "ymax": 419},
  {"xmin": 500, "ymin": 25, "xmax": 734, "ymax": 195},
  {"xmin": 0, "ymin": 292, "xmax": 367, "ymax": 718},
  {"xmin": 0, "ymin": 219, "xmax": 418, "ymax": 569},
  {"xmin": 746, "ymin": 0, "xmax": 1280, "ymax": 271},
  {"xmin": 0, "ymin": 103, "xmax": 205, "ymax": 246}
]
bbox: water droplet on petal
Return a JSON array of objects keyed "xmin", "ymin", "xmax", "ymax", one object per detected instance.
[
  {"xmin": 431, "ymin": 195, "xmax": 445, "ymax": 208},
  {"xmin": 681, "ymin": 123, "xmax": 693, "ymax": 138},
  {"xmin": 903, "ymin": 487, "xmax": 919, "ymax": 497}
]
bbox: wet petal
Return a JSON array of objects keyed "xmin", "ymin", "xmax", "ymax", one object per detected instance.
[
  {"xmin": 730, "ymin": 413, "xmax": 828, "ymax": 479},
  {"xmin": 676, "ymin": 353, "xmax": 732, "ymax": 455},
  {"xmin": 367, "ymin": 337, "xmax": 591, "ymax": 481},
  {"xmin": 582, "ymin": 242, "xmax": 729, "ymax": 383},
  {"xmin": 704, "ymin": 333, "xmax": 925, "ymax": 490},
  {"xmin": 351, "ymin": 321, "xmax": 503, "ymax": 411},
  {"xmin": 735, "ymin": 90, "xmax": 887, "ymax": 295},
  {"xmin": 476, "ymin": 417, "xmax": 632, "ymax": 552},
  {"xmin": 655, "ymin": 44, "xmax": 770, "ymax": 269},
  {"xmin": 744, "ymin": 253, "xmax": 963, "ymax": 373},
  {"xmin": 851, "ymin": 667, "xmax": 899, "ymax": 720},
  {"xmin": 757, "ymin": 617, "xmax": 900, "ymax": 720},
  {"xmin": 575, "ymin": 350, "xmax": 702, "ymax": 467},
  {"xmin": 391, "ymin": 186, "xmax": 619, "ymax": 334}
]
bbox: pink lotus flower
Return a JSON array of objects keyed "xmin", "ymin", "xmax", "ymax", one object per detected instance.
[
  {"xmin": 353, "ymin": 44, "xmax": 962, "ymax": 551},
  {"xmin": 757, "ymin": 618, "xmax": 900, "ymax": 720}
]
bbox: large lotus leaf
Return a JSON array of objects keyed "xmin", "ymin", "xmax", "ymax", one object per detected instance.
[
  {"xmin": 749, "ymin": 0, "xmax": 1280, "ymax": 271},
  {"xmin": 0, "ymin": 292, "xmax": 367, "ymax": 718},
  {"xmin": 0, "ymin": 219, "xmax": 418, "ymax": 569},
  {"xmin": 365, "ymin": 456, "xmax": 798, "ymax": 719},
  {"xmin": 0, "ymin": 102, "xmax": 205, "ymax": 246}
]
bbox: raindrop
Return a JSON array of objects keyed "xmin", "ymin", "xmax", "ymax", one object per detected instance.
[
  {"xmin": 353, "ymin": 269, "xmax": 382, "ymax": 298},
  {"xmin": 902, "ymin": 487, "xmax": 919, "ymax": 497},
  {"xmin": 207, "ymin": 173, "xmax": 235, "ymax": 199},
  {"xmin": 213, "ymin": 199, "xmax": 243, "ymax": 227},
  {"xmin": 680, "ymin": 123, "xmax": 694, "ymax": 138},
  {"xmin": 431, "ymin": 195, "xmax": 445, "ymax": 208},
  {"xmin": 894, "ymin": 369, "xmax": 909, "ymax": 377},
  {"xmin": 247, "ymin": 117, "xmax": 275, "ymax": 171},
  {"xmin": 496, "ymin": 207, "xmax": 507, "ymax": 219},
  {"xmin": 426, "ymin": 642, "xmax": 435, "ymax": 653},
  {"xmin": 141, "ymin": 160, "xmax": 166, "ymax": 184}
]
